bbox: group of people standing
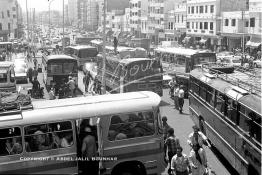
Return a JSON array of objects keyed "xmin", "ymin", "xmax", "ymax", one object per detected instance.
[
  {"xmin": 83, "ymin": 71, "xmax": 102, "ymax": 95},
  {"xmin": 169, "ymin": 79, "xmax": 185, "ymax": 114},
  {"xmin": 163, "ymin": 117, "xmax": 211, "ymax": 175}
]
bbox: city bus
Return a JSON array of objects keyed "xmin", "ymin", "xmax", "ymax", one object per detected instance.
[
  {"xmin": 69, "ymin": 45, "xmax": 98, "ymax": 70},
  {"xmin": 0, "ymin": 91, "xmax": 165, "ymax": 175},
  {"xmin": 75, "ymin": 36, "xmax": 102, "ymax": 45},
  {"xmin": 42, "ymin": 54, "xmax": 78, "ymax": 91},
  {"xmin": 0, "ymin": 61, "xmax": 16, "ymax": 92},
  {"xmin": 0, "ymin": 42, "xmax": 12, "ymax": 53},
  {"xmin": 154, "ymin": 47, "xmax": 216, "ymax": 97},
  {"xmin": 189, "ymin": 65, "xmax": 261, "ymax": 175},
  {"xmin": 96, "ymin": 55, "xmax": 163, "ymax": 96}
]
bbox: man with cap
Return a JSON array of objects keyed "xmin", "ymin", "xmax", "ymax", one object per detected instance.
[
  {"xmin": 178, "ymin": 85, "xmax": 185, "ymax": 113},
  {"xmin": 67, "ymin": 76, "xmax": 76, "ymax": 97},
  {"xmin": 81, "ymin": 126, "xmax": 99, "ymax": 175},
  {"xmin": 187, "ymin": 125, "xmax": 211, "ymax": 148}
]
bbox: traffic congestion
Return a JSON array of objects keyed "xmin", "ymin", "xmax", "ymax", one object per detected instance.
[{"xmin": 0, "ymin": 1, "xmax": 261, "ymax": 175}]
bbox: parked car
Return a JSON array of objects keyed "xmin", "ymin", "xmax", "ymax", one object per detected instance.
[{"xmin": 253, "ymin": 59, "xmax": 262, "ymax": 68}]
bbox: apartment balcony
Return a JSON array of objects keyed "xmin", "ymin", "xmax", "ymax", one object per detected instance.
[
  {"xmin": 187, "ymin": 14, "xmax": 217, "ymax": 20},
  {"xmin": 150, "ymin": 3, "xmax": 164, "ymax": 7},
  {"xmin": 187, "ymin": 28, "xmax": 216, "ymax": 36}
]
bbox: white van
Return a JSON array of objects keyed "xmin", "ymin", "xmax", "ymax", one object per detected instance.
[{"xmin": 0, "ymin": 61, "xmax": 16, "ymax": 92}]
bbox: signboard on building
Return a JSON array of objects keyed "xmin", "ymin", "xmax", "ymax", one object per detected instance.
[{"xmin": 159, "ymin": 32, "xmax": 165, "ymax": 39}]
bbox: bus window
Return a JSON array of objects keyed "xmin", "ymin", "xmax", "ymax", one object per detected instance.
[
  {"xmin": 206, "ymin": 85, "xmax": 215, "ymax": 107},
  {"xmin": 108, "ymin": 111, "xmax": 155, "ymax": 141},
  {"xmin": 247, "ymin": 111, "xmax": 261, "ymax": 142},
  {"xmin": 190, "ymin": 77, "xmax": 199, "ymax": 95},
  {"xmin": 215, "ymin": 91, "xmax": 226, "ymax": 114},
  {"xmin": 0, "ymin": 70, "xmax": 7, "ymax": 83},
  {"xmin": 238, "ymin": 105, "xmax": 251, "ymax": 134},
  {"xmin": 0, "ymin": 127, "xmax": 22, "ymax": 156},
  {"xmin": 199, "ymin": 82, "xmax": 207, "ymax": 101},
  {"xmin": 226, "ymin": 98, "xmax": 238, "ymax": 124},
  {"xmin": 24, "ymin": 121, "xmax": 73, "ymax": 152}
]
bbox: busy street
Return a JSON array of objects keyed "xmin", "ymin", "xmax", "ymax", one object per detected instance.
[{"xmin": 0, "ymin": 0, "xmax": 261, "ymax": 175}]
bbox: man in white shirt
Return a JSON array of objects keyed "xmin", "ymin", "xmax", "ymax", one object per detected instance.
[
  {"xmin": 173, "ymin": 84, "xmax": 179, "ymax": 110},
  {"xmin": 178, "ymin": 85, "xmax": 185, "ymax": 113}
]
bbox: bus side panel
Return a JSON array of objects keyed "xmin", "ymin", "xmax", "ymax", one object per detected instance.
[
  {"xmin": 0, "ymin": 149, "xmax": 78, "ymax": 174},
  {"xmin": 189, "ymin": 94, "xmax": 248, "ymax": 175}
]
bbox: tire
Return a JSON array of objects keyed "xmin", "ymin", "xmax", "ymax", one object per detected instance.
[{"xmin": 115, "ymin": 165, "xmax": 144, "ymax": 175}]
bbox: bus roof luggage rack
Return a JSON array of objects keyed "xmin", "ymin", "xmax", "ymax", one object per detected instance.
[
  {"xmin": 201, "ymin": 63, "xmax": 261, "ymax": 96},
  {"xmin": 0, "ymin": 104, "xmax": 33, "ymax": 117}
]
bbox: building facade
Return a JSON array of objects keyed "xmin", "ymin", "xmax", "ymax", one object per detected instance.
[
  {"xmin": 164, "ymin": 0, "xmax": 187, "ymax": 42},
  {"xmin": 0, "ymin": 0, "xmax": 20, "ymax": 41}
]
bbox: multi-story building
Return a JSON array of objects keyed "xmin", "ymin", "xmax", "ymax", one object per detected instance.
[
  {"xmin": 0, "ymin": 0, "xmax": 20, "ymax": 41},
  {"xmin": 129, "ymin": 0, "xmax": 148, "ymax": 38},
  {"xmin": 147, "ymin": 0, "xmax": 165, "ymax": 44},
  {"xmin": 186, "ymin": 0, "xmax": 249, "ymax": 51},
  {"xmin": 64, "ymin": 4, "xmax": 69, "ymax": 25},
  {"xmin": 86, "ymin": 0, "xmax": 99, "ymax": 31},
  {"xmin": 220, "ymin": 0, "xmax": 261, "ymax": 52},
  {"xmin": 68, "ymin": 0, "xmax": 78, "ymax": 26},
  {"xmin": 164, "ymin": 0, "xmax": 186, "ymax": 42}
]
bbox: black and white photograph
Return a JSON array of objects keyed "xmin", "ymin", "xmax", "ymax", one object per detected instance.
[{"xmin": 0, "ymin": 0, "xmax": 261, "ymax": 174}]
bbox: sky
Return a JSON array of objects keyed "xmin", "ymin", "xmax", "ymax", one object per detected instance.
[{"xmin": 17, "ymin": 0, "xmax": 68, "ymax": 12}]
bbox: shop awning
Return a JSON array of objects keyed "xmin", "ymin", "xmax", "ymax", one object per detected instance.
[
  {"xmin": 246, "ymin": 37, "xmax": 262, "ymax": 48},
  {"xmin": 199, "ymin": 39, "xmax": 207, "ymax": 43}
]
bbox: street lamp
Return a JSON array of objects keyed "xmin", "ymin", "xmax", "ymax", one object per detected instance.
[{"xmin": 49, "ymin": 0, "xmax": 55, "ymax": 41}]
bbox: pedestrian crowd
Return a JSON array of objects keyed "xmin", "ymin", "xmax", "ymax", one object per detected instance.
[{"xmin": 162, "ymin": 116, "xmax": 211, "ymax": 175}]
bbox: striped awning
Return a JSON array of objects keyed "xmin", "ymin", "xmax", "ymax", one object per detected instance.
[{"xmin": 246, "ymin": 37, "xmax": 262, "ymax": 48}]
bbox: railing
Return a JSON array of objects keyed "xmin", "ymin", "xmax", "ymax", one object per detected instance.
[{"xmin": 201, "ymin": 63, "xmax": 261, "ymax": 96}]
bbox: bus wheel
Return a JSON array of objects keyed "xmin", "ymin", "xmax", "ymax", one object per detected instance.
[{"xmin": 112, "ymin": 163, "xmax": 145, "ymax": 175}]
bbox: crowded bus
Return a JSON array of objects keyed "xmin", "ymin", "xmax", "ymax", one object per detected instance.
[
  {"xmin": 189, "ymin": 65, "xmax": 261, "ymax": 175},
  {"xmin": 0, "ymin": 91, "xmax": 165, "ymax": 175},
  {"xmin": 0, "ymin": 61, "xmax": 16, "ymax": 92},
  {"xmin": 154, "ymin": 47, "xmax": 216, "ymax": 97},
  {"xmin": 71, "ymin": 45, "xmax": 98, "ymax": 70},
  {"xmin": 96, "ymin": 55, "xmax": 163, "ymax": 96},
  {"xmin": 42, "ymin": 55, "xmax": 78, "ymax": 91}
]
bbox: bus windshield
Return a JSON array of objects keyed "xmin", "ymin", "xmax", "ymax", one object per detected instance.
[
  {"xmin": 193, "ymin": 53, "xmax": 216, "ymax": 65},
  {"xmin": 76, "ymin": 48, "xmax": 98, "ymax": 58},
  {"xmin": 47, "ymin": 61, "xmax": 77, "ymax": 74},
  {"xmin": 125, "ymin": 60, "xmax": 162, "ymax": 81}
]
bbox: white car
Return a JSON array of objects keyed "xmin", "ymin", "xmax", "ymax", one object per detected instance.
[
  {"xmin": 253, "ymin": 59, "xmax": 262, "ymax": 68},
  {"xmin": 219, "ymin": 56, "xmax": 242, "ymax": 67}
]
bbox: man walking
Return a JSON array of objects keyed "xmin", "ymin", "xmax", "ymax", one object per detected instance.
[
  {"xmin": 27, "ymin": 67, "xmax": 33, "ymax": 83},
  {"xmin": 174, "ymin": 84, "xmax": 179, "ymax": 110},
  {"xmin": 178, "ymin": 85, "xmax": 185, "ymax": 113},
  {"xmin": 32, "ymin": 67, "xmax": 38, "ymax": 80},
  {"xmin": 189, "ymin": 144, "xmax": 208, "ymax": 175},
  {"xmin": 67, "ymin": 76, "xmax": 76, "ymax": 97},
  {"xmin": 171, "ymin": 146, "xmax": 192, "ymax": 175},
  {"xmin": 165, "ymin": 128, "xmax": 180, "ymax": 175}
]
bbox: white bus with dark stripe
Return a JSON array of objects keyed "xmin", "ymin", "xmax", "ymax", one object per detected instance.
[{"xmin": 0, "ymin": 91, "xmax": 165, "ymax": 175}]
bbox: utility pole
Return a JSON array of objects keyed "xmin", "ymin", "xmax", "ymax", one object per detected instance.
[
  {"xmin": 63, "ymin": 0, "xmax": 65, "ymax": 50},
  {"xmin": 26, "ymin": 0, "xmax": 29, "ymax": 41},
  {"xmin": 101, "ymin": 0, "xmax": 106, "ymax": 94},
  {"xmin": 241, "ymin": 10, "xmax": 245, "ymax": 57}
]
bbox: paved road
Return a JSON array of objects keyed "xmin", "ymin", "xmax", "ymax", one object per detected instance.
[{"xmin": 160, "ymin": 88, "xmax": 232, "ymax": 175}]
